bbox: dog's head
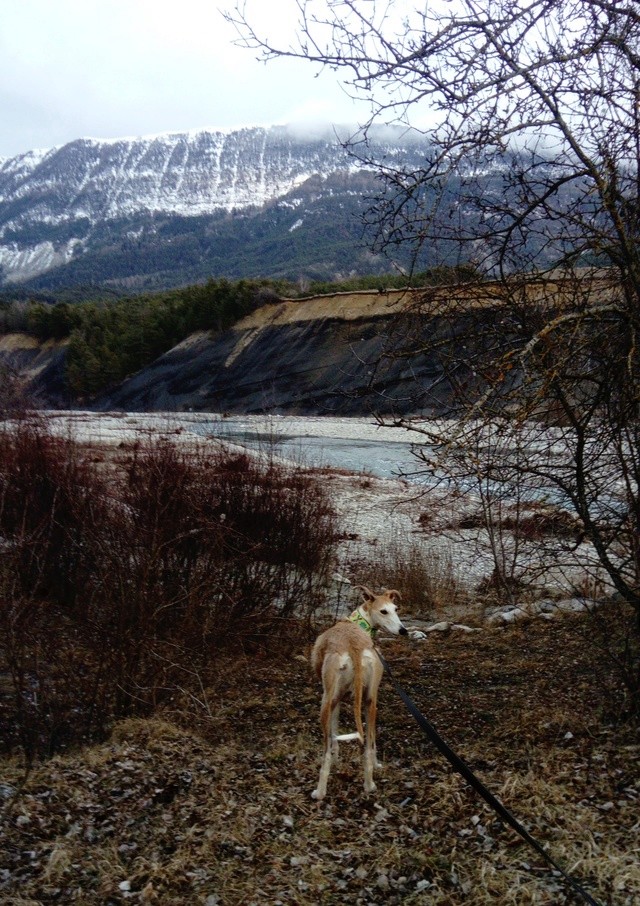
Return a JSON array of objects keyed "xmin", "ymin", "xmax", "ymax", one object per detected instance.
[{"xmin": 355, "ymin": 586, "xmax": 408, "ymax": 636}]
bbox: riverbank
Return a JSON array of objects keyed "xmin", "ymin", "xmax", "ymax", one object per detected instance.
[{"xmin": 30, "ymin": 410, "xmax": 615, "ymax": 624}]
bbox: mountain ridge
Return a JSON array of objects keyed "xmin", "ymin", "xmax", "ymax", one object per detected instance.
[{"xmin": 0, "ymin": 124, "xmax": 426, "ymax": 289}]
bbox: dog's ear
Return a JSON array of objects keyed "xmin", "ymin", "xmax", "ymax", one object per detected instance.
[
  {"xmin": 355, "ymin": 585, "xmax": 375, "ymax": 603},
  {"xmin": 385, "ymin": 589, "xmax": 402, "ymax": 601}
]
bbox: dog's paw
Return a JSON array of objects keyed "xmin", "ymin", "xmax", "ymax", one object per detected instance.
[
  {"xmin": 364, "ymin": 781, "xmax": 377, "ymax": 794},
  {"xmin": 311, "ymin": 789, "xmax": 324, "ymax": 801}
]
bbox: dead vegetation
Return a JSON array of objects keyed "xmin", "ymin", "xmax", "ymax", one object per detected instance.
[{"xmin": 359, "ymin": 533, "xmax": 465, "ymax": 620}]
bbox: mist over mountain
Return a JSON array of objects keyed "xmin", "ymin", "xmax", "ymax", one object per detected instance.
[{"xmin": 0, "ymin": 125, "xmax": 429, "ymax": 294}]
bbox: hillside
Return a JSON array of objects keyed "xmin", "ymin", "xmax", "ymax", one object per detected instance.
[
  {"xmin": 0, "ymin": 332, "xmax": 70, "ymax": 407},
  {"xmin": 1, "ymin": 272, "xmax": 619, "ymax": 415},
  {"xmin": 0, "ymin": 124, "xmax": 573, "ymax": 295}
]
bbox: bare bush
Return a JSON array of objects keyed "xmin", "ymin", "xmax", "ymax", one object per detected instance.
[
  {"xmin": 0, "ymin": 418, "xmax": 108, "ymax": 608},
  {"xmin": 88, "ymin": 443, "xmax": 338, "ymax": 715},
  {"xmin": 0, "ymin": 426, "xmax": 338, "ymax": 759}
]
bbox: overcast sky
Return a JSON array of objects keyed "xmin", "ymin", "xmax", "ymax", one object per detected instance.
[{"xmin": 0, "ymin": 0, "xmax": 369, "ymax": 159}]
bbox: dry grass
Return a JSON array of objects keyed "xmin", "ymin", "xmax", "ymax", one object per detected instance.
[
  {"xmin": 1, "ymin": 614, "xmax": 638, "ymax": 905},
  {"xmin": 361, "ymin": 532, "xmax": 467, "ymax": 620}
]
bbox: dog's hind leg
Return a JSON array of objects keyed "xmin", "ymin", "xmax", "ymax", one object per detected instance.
[
  {"xmin": 362, "ymin": 656, "xmax": 384, "ymax": 792},
  {"xmin": 363, "ymin": 694, "xmax": 377, "ymax": 794},
  {"xmin": 312, "ymin": 690, "xmax": 336, "ymax": 800}
]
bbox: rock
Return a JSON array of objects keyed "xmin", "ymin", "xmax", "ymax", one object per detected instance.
[
  {"xmin": 501, "ymin": 609, "xmax": 524, "ymax": 623},
  {"xmin": 535, "ymin": 600, "xmax": 557, "ymax": 614},
  {"xmin": 332, "ymin": 572, "xmax": 351, "ymax": 584},
  {"xmin": 416, "ymin": 621, "xmax": 481, "ymax": 634},
  {"xmin": 0, "ymin": 783, "xmax": 17, "ymax": 801},
  {"xmin": 556, "ymin": 598, "xmax": 589, "ymax": 613}
]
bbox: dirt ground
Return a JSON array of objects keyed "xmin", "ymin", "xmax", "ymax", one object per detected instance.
[{"xmin": 1, "ymin": 612, "xmax": 638, "ymax": 906}]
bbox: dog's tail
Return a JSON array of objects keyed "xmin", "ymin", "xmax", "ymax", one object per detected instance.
[{"xmin": 351, "ymin": 643, "xmax": 365, "ymax": 745}]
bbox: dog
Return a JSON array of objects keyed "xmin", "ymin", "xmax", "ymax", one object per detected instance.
[{"xmin": 310, "ymin": 585, "xmax": 407, "ymax": 800}]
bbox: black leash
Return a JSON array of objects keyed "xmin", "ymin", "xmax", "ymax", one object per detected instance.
[{"xmin": 377, "ymin": 650, "xmax": 602, "ymax": 906}]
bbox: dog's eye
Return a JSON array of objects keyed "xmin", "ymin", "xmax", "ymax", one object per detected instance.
[{"xmin": 380, "ymin": 608, "xmax": 388, "ymax": 615}]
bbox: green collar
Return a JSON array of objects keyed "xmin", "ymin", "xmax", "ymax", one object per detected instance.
[{"xmin": 349, "ymin": 609, "xmax": 378, "ymax": 638}]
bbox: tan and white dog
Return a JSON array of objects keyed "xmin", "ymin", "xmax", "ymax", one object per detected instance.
[{"xmin": 310, "ymin": 585, "xmax": 407, "ymax": 800}]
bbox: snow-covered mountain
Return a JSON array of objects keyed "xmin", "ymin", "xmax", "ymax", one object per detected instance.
[{"xmin": 0, "ymin": 125, "xmax": 422, "ymax": 288}]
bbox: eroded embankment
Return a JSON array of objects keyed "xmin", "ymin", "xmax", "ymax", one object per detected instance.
[
  {"xmin": 0, "ymin": 276, "xmax": 621, "ymax": 413},
  {"xmin": 95, "ymin": 277, "xmax": 589, "ymax": 414},
  {"xmin": 94, "ymin": 288, "xmax": 456, "ymax": 414},
  {"xmin": 1, "ymin": 290, "xmax": 425, "ymax": 413},
  {"xmin": 0, "ymin": 332, "xmax": 69, "ymax": 406}
]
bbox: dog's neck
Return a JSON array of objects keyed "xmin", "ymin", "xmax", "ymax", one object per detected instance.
[{"xmin": 348, "ymin": 608, "xmax": 377, "ymax": 638}]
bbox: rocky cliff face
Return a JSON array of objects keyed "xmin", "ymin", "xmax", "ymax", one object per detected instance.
[
  {"xmin": 91, "ymin": 289, "xmax": 461, "ymax": 416},
  {"xmin": 0, "ymin": 333, "xmax": 70, "ymax": 408},
  {"xmin": 0, "ymin": 285, "xmax": 514, "ymax": 417},
  {"xmin": 0, "ymin": 126, "xmax": 424, "ymax": 288},
  {"xmin": 0, "ymin": 289, "xmax": 452, "ymax": 416}
]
